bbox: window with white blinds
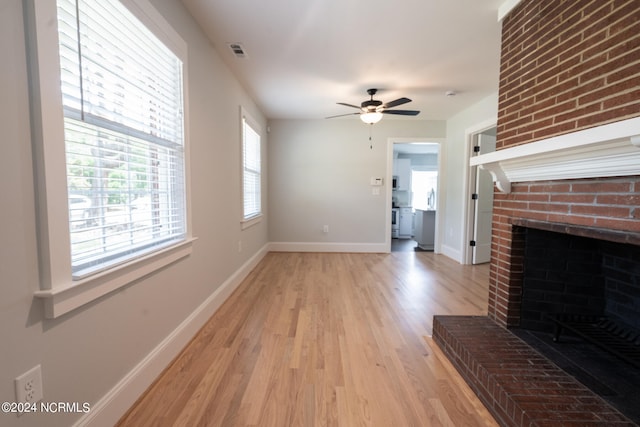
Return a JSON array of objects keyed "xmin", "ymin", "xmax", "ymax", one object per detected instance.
[
  {"xmin": 57, "ymin": 0, "xmax": 186, "ymax": 278},
  {"xmin": 242, "ymin": 113, "xmax": 261, "ymax": 221}
]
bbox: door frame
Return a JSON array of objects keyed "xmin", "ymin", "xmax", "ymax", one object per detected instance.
[
  {"xmin": 385, "ymin": 137, "xmax": 445, "ymax": 253},
  {"xmin": 462, "ymin": 119, "xmax": 497, "ymax": 264}
]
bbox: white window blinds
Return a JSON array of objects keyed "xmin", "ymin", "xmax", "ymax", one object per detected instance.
[
  {"xmin": 56, "ymin": 0, "xmax": 186, "ymax": 278},
  {"xmin": 242, "ymin": 116, "xmax": 261, "ymax": 220}
]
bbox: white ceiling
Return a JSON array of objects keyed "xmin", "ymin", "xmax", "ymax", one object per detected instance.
[{"xmin": 181, "ymin": 0, "xmax": 504, "ymax": 121}]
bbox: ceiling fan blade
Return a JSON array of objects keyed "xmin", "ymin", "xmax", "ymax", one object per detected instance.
[
  {"xmin": 337, "ymin": 102, "xmax": 363, "ymax": 110},
  {"xmin": 325, "ymin": 112, "xmax": 360, "ymax": 119},
  {"xmin": 381, "ymin": 97, "xmax": 411, "ymax": 109},
  {"xmin": 381, "ymin": 109, "xmax": 420, "ymax": 116}
]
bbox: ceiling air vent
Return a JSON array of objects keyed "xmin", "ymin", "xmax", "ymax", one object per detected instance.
[{"xmin": 228, "ymin": 43, "xmax": 248, "ymax": 59}]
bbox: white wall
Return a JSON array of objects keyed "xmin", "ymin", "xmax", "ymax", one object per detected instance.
[
  {"xmin": 267, "ymin": 95, "xmax": 499, "ymax": 258},
  {"xmin": 268, "ymin": 119, "xmax": 446, "ymax": 249},
  {"xmin": 0, "ymin": 0, "xmax": 267, "ymax": 425},
  {"xmin": 440, "ymin": 92, "xmax": 498, "ymax": 262}
]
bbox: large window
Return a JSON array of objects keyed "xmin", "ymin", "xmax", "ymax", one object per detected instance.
[
  {"xmin": 58, "ymin": 0, "xmax": 186, "ymax": 278},
  {"xmin": 28, "ymin": 0, "xmax": 192, "ymax": 317},
  {"xmin": 241, "ymin": 110, "xmax": 262, "ymax": 226}
]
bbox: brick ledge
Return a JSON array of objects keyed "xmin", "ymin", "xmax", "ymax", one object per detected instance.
[{"xmin": 432, "ymin": 315, "xmax": 636, "ymax": 426}]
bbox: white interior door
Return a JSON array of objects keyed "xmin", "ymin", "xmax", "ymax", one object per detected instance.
[{"xmin": 472, "ymin": 133, "xmax": 496, "ymax": 264}]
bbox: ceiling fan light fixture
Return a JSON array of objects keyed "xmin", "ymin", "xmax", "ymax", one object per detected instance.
[
  {"xmin": 360, "ymin": 112, "xmax": 383, "ymax": 124},
  {"xmin": 328, "ymin": 89, "xmax": 419, "ymax": 123}
]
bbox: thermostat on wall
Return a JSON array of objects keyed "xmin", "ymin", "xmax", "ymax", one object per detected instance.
[{"xmin": 370, "ymin": 177, "xmax": 383, "ymax": 186}]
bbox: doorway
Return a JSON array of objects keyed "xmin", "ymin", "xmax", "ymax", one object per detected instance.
[
  {"xmin": 464, "ymin": 125, "xmax": 496, "ymax": 264},
  {"xmin": 387, "ymin": 140, "xmax": 443, "ymax": 253}
]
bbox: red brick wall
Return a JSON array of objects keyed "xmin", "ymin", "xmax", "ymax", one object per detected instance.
[
  {"xmin": 497, "ymin": 0, "xmax": 640, "ymax": 150},
  {"xmin": 489, "ymin": 0, "xmax": 640, "ymax": 326}
]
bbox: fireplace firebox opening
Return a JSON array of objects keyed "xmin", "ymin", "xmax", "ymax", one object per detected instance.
[{"xmin": 512, "ymin": 223, "xmax": 640, "ymax": 423}]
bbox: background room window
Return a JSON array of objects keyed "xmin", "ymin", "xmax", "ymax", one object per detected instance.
[
  {"xmin": 57, "ymin": 0, "xmax": 186, "ymax": 278},
  {"xmin": 241, "ymin": 110, "xmax": 261, "ymax": 225},
  {"xmin": 28, "ymin": 0, "xmax": 192, "ymax": 318}
]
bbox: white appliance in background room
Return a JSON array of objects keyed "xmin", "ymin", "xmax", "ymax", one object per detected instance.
[
  {"xmin": 392, "ymin": 156, "xmax": 412, "ymax": 239},
  {"xmin": 391, "ymin": 208, "xmax": 399, "ymax": 238},
  {"xmin": 398, "ymin": 207, "xmax": 412, "ymax": 238}
]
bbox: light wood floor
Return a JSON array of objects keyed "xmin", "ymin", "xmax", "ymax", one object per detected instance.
[{"xmin": 118, "ymin": 252, "xmax": 498, "ymax": 427}]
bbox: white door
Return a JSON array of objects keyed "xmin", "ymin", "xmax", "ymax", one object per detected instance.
[{"xmin": 472, "ymin": 133, "xmax": 496, "ymax": 264}]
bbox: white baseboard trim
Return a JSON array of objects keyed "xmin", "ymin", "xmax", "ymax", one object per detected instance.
[
  {"xmin": 440, "ymin": 244, "xmax": 462, "ymax": 263},
  {"xmin": 75, "ymin": 243, "xmax": 270, "ymax": 427},
  {"xmin": 269, "ymin": 241, "xmax": 388, "ymax": 253}
]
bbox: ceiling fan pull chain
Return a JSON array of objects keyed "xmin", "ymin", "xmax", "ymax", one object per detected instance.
[{"xmin": 369, "ymin": 123, "xmax": 373, "ymax": 149}]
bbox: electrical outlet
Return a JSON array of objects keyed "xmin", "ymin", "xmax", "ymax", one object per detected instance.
[
  {"xmin": 323, "ymin": 225, "xmax": 329, "ymax": 233},
  {"xmin": 15, "ymin": 365, "xmax": 43, "ymax": 404}
]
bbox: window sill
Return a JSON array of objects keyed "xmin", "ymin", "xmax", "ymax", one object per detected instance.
[
  {"xmin": 241, "ymin": 214, "xmax": 262, "ymax": 230},
  {"xmin": 34, "ymin": 237, "xmax": 196, "ymax": 319}
]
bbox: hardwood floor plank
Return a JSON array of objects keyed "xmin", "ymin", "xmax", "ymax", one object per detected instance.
[{"xmin": 117, "ymin": 252, "xmax": 498, "ymax": 427}]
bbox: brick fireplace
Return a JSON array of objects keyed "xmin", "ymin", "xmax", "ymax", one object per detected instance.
[
  {"xmin": 434, "ymin": 176, "xmax": 640, "ymax": 425},
  {"xmin": 433, "ymin": 0, "xmax": 640, "ymax": 425},
  {"xmin": 489, "ymin": 176, "xmax": 640, "ymax": 329}
]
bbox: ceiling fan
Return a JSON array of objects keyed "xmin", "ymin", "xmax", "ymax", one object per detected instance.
[{"xmin": 327, "ymin": 88, "xmax": 420, "ymax": 124}]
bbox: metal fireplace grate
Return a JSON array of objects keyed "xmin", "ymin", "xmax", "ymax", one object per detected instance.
[{"xmin": 545, "ymin": 313, "xmax": 640, "ymax": 369}]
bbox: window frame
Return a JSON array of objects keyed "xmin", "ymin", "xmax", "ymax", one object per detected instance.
[
  {"xmin": 240, "ymin": 107, "xmax": 262, "ymax": 229},
  {"xmin": 26, "ymin": 0, "xmax": 194, "ymax": 319}
]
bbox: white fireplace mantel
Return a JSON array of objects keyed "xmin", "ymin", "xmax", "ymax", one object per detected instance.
[{"xmin": 470, "ymin": 116, "xmax": 640, "ymax": 193}]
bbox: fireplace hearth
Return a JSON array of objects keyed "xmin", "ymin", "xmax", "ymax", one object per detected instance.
[
  {"xmin": 513, "ymin": 325, "xmax": 640, "ymax": 424},
  {"xmin": 511, "ymin": 224, "xmax": 640, "ymax": 423},
  {"xmin": 433, "ymin": 315, "xmax": 638, "ymax": 426},
  {"xmin": 433, "ymin": 221, "xmax": 640, "ymax": 426}
]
